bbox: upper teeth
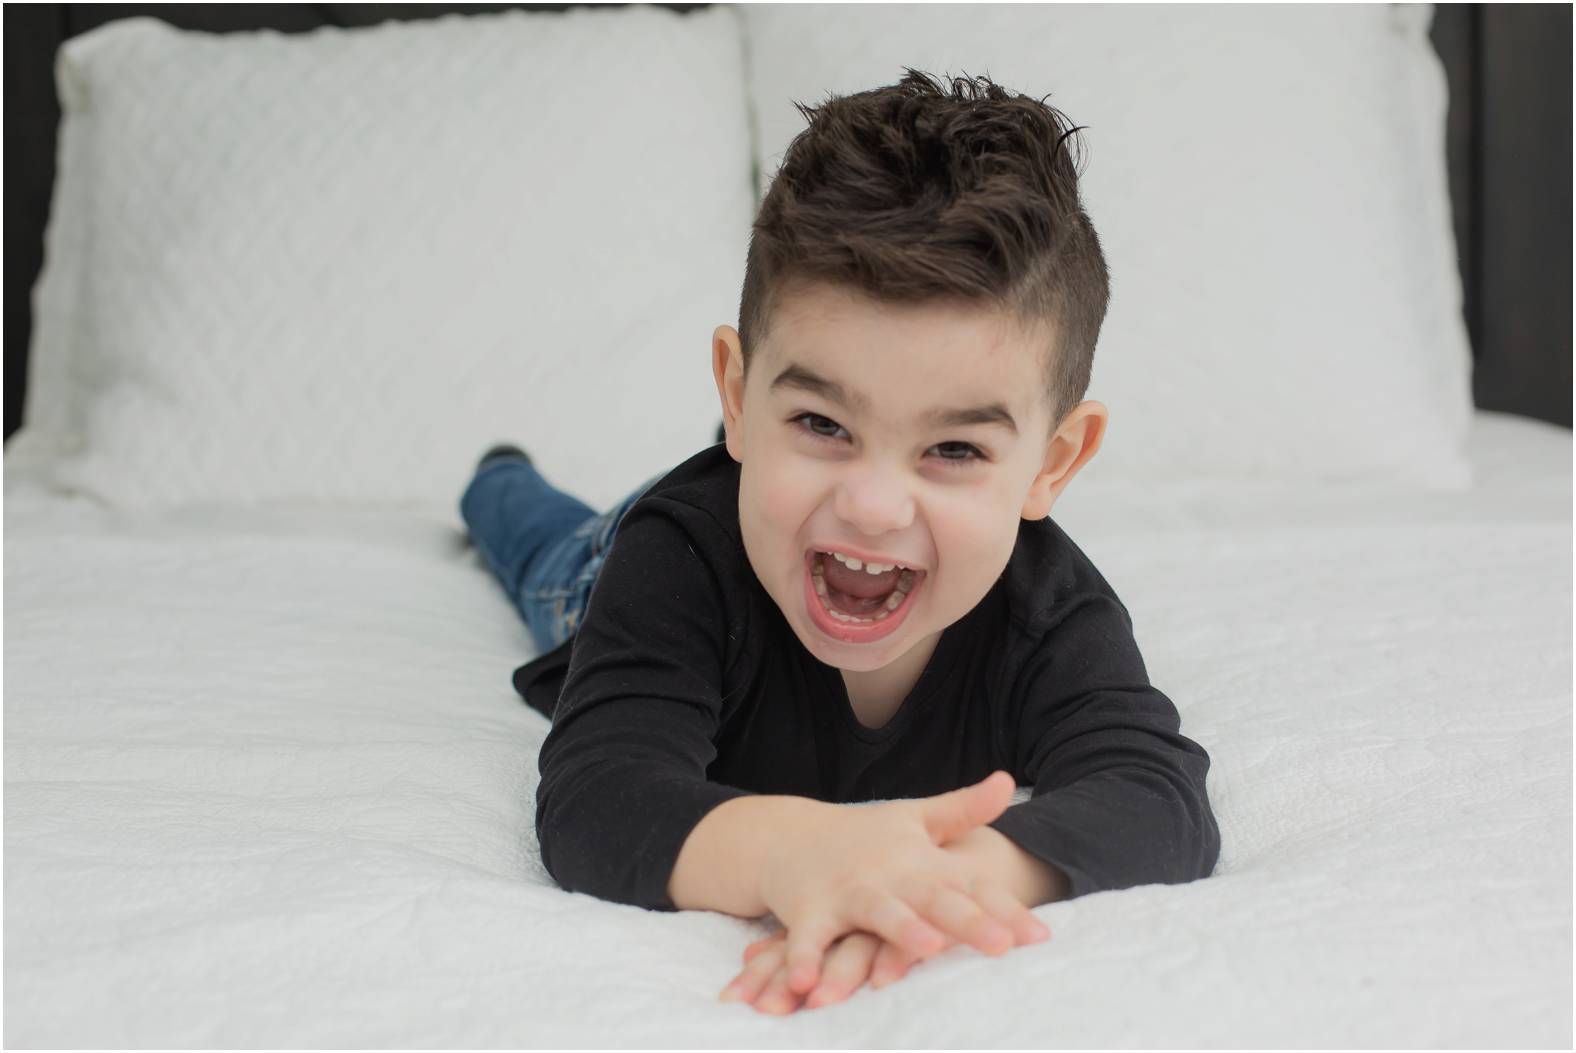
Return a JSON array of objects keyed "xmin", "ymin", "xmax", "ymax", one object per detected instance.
[{"xmin": 828, "ymin": 551, "xmax": 902, "ymax": 574}]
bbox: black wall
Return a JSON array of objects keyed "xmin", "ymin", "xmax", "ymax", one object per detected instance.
[
  {"xmin": 5, "ymin": 4, "xmax": 1571, "ymax": 441},
  {"xmin": 1431, "ymin": 4, "xmax": 1572, "ymax": 428}
]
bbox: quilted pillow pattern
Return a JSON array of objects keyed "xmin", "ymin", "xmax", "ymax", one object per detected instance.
[{"xmin": 13, "ymin": 8, "xmax": 754, "ymax": 512}]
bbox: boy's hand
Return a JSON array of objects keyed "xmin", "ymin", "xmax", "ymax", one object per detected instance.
[
  {"xmin": 754, "ymin": 770, "xmax": 1044, "ymax": 996},
  {"xmin": 721, "ymin": 912, "xmax": 1048, "ymax": 1013},
  {"xmin": 720, "ymin": 930, "xmax": 889, "ymax": 1013},
  {"xmin": 720, "ymin": 818, "xmax": 1056, "ymax": 1013}
]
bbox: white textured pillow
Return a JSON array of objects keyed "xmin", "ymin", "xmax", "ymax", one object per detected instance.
[
  {"xmin": 11, "ymin": 8, "xmax": 754, "ymax": 511},
  {"xmin": 740, "ymin": 4, "xmax": 1474, "ymax": 489}
]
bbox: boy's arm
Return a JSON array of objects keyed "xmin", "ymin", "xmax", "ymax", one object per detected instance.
[
  {"xmin": 985, "ymin": 593, "xmax": 1222, "ymax": 899},
  {"xmin": 666, "ymin": 790, "xmax": 1074, "ymax": 920},
  {"xmin": 941, "ymin": 824, "xmax": 1071, "ymax": 907},
  {"xmin": 667, "ymin": 794, "xmax": 826, "ymax": 915},
  {"xmin": 533, "ymin": 503, "xmax": 756, "ymax": 910}
]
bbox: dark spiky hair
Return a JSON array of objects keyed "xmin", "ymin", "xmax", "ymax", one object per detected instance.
[{"xmin": 737, "ymin": 67, "xmax": 1110, "ymax": 434}]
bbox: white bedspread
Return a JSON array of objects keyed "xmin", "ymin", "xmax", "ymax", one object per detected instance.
[{"xmin": 4, "ymin": 410, "xmax": 1570, "ymax": 1047}]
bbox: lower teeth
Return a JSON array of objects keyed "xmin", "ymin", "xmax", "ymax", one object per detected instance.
[{"xmin": 810, "ymin": 561, "xmax": 910, "ymax": 624}]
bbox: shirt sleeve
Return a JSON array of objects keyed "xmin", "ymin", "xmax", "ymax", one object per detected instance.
[
  {"xmin": 988, "ymin": 592, "xmax": 1221, "ymax": 900},
  {"xmin": 533, "ymin": 500, "xmax": 753, "ymax": 911}
]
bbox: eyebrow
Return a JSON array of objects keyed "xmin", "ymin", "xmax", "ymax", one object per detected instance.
[{"xmin": 768, "ymin": 362, "xmax": 1020, "ymax": 436}]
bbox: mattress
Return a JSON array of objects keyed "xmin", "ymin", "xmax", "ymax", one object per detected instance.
[{"xmin": 4, "ymin": 409, "xmax": 1570, "ymax": 1047}]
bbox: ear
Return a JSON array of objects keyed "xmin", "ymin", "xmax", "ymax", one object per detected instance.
[
  {"xmin": 1020, "ymin": 401, "xmax": 1108, "ymax": 520},
  {"xmin": 711, "ymin": 325, "xmax": 747, "ymax": 463}
]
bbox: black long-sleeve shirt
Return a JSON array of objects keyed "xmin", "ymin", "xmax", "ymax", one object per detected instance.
[{"xmin": 515, "ymin": 443, "xmax": 1220, "ymax": 911}]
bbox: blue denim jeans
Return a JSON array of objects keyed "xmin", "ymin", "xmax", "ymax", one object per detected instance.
[{"xmin": 460, "ymin": 459, "xmax": 664, "ymax": 654}]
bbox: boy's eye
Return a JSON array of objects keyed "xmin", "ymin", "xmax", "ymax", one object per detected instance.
[
  {"xmin": 932, "ymin": 441, "xmax": 982, "ymax": 463},
  {"xmin": 788, "ymin": 413, "xmax": 986, "ymax": 467},
  {"xmin": 796, "ymin": 412, "xmax": 848, "ymax": 440}
]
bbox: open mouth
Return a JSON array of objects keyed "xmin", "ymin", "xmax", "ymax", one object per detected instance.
[{"xmin": 801, "ymin": 549, "xmax": 925, "ymax": 643}]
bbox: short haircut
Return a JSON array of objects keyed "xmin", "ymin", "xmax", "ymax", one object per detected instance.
[{"xmin": 737, "ymin": 68, "xmax": 1111, "ymax": 434}]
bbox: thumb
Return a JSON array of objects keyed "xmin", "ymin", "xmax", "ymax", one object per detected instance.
[{"xmin": 919, "ymin": 770, "xmax": 1016, "ymax": 845}]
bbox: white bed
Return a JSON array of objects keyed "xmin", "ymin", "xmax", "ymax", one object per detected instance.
[
  {"xmin": 4, "ymin": 5, "xmax": 1571, "ymax": 1047},
  {"xmin": 4, "ymin": 410, "xmax": 1569, "ymax": 1047}
]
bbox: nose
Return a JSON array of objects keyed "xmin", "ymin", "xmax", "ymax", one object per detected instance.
[{"xmin": 832, "ymin": 464, "xmax": 915, "ymax": 537}]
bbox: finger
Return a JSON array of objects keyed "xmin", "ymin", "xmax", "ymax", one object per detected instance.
[
  {"xmin": 806, "ymin": 932, "xmax": 881, "ymax": 1009},
  {"xmin": 969, "ymin": 880, "xmax": 1053, "ymax": 946},
  {"xmin": 919, "ymin": 770, "xmax": 1016, "ymax": 845},
  {"xmin": 720, "ymin": 939, "xmax": 785, "ymax": 1005},
  {"xmin": 783, "ymin": 916, "xmax": 844, "ymax": 995},
  {"xmin": 851, "ymin": 886, "xmax": 949, "ymax": 963},
  {"xmin": 868, "ymin": 939, "xmax": 908, "ymax": 988},
  {"xmin": 868, "ymin": 937, "xmax": 925, "ymax": 989},
  {"xmin": 753, "ymin": 961, "xmax": 809, "ymax": 1016},
  {"xmin": 921, "ymin": 883, "xmax": 1016, "ymax": 957},
  {"xmin": 742, "ymin": 932, "xmax": 784, "ymax": 963}
]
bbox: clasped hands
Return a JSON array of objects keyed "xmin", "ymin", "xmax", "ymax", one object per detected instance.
[{"xmin": 718, "ymin": 770, "xmax": 1052, "ymax": 1014}]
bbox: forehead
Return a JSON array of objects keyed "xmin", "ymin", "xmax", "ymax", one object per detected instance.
[{"xmin": 759, "ymin": 283, "xmax": 1050, "ymax": 428}]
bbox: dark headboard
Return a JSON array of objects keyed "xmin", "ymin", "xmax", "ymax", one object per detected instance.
[{"xmin": 5, "ymin": 4, "xmax": 1570, "ymax": 441}]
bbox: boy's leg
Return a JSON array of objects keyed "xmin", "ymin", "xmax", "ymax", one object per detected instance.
[
  {"xmin": 460, "ymin": 458, "xmax": 599, "ymax": 652},
  {"xmin": 460, "ymin": 459, "xmax": 664, "ymax": 652},
  {"xmin": 543, "ymin": 470, "xmax": 667, "ymax": 640}
]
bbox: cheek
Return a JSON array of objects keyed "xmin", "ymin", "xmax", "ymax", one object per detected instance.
[
  {"xmin": 744, "ymin": 458, "xmax": 820, "ymax": 528},
  {"xmin": 741, "ymin": 467, "xmax": 825, "ymax": 611},
  {"xmin": 932, "ymin": 502, "xmax": 1020, "ymax": 585}
]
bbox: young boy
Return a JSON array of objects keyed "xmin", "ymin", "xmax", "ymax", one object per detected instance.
[{"xmin": 460, "ymin": 68, "xmax": 1220, "ymax": 1015}]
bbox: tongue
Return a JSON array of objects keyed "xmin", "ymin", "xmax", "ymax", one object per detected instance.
[{"xmin": 821, "ymin": 554, "xmax": 900, "ymax": 599}]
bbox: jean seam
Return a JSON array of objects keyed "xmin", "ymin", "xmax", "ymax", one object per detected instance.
[{"xmin": 525, "ymin": 585, "xmax": 580, "ymax": 601}]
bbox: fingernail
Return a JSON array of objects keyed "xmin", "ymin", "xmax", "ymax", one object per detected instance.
[{"xmin": 719, "ymin": 983, "xmax": 742, "ymax": 1002}]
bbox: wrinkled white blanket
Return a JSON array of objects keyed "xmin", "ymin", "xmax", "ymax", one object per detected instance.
[{"xmin": 4, "ymin": 410, "xmax": 1570, "ymax": 1047}]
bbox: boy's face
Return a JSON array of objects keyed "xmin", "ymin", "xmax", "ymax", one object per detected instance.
[{"xmin": 712, "ymin": 280, "xmax": 1107, "ymax": 676}]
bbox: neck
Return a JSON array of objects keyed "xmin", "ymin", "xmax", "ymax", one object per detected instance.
[{"xmin": 839, "ymin": 629, "xmax": 942, "ymax": 730}]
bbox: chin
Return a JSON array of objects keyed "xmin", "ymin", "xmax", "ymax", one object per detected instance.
[{"xmin": 803, "ymin": 634, "xmax": 898, "ymax": 672}]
